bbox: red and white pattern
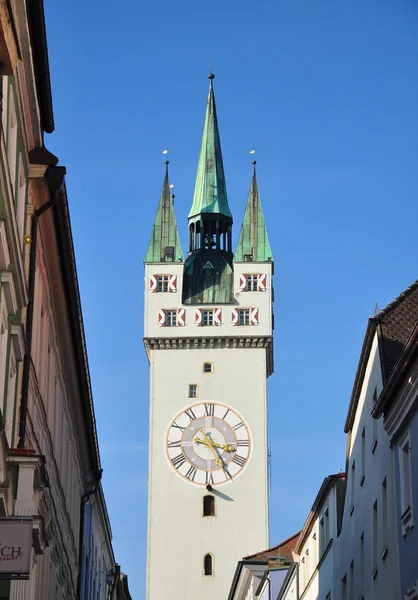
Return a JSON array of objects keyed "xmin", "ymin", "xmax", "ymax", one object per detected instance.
[
  {"xmin": 177, "ymin": 308, "xmax": 185, "ymax": 326},
  {"xmin": 231, "ymin": 308, "xmax": 239, "ymax": 326},
  {"xmin": 195, "ymin": 308, "xmax": 203, "ymax": 326},
  {"xmin": 213, "ymin": 308, "xmax": 222, "ymax": 326},
  {"xmin": 158, "ymin": 309, "xmax": 166, "ymax": 326},
  {"xmin": 239, "ymin": 274, "xmax": 247, "ymax": 292},
  {"xmin": 250, "ymin": 307, "xmax": 259, "ymax": 325},
  {"xmin": 168, "ymin": 274, "xmax": 177, "ymax": 293},
  {"xmin": 257, "ymin": 273, "xmax": 266, "ymax": 292},
  {"xmin": 149, "ymin": 275, "xmax": 157, "ymax": 293}
]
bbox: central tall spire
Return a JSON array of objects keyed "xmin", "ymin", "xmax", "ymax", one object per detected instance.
[
  {"xmin": 183, "ymin": 74, "xmax": 234, "ymax": 304},
  {"xmin": 188, "ymin": 74, "xmax": 232, "ymax": 219}
]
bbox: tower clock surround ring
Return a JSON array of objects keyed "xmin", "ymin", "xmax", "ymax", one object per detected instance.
[{"xmin": 166, "ymin": 402, "xmax": 251, "ymax": 486}]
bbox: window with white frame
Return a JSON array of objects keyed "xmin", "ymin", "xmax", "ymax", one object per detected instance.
[
  {"xmin": 157, "ymin": 275, "xmax": 170, "ymax": 293},
  {"xmin": 372, "ymin": 500, "xmax": 378, "ymax": 578},
  {"xmin": 382, "ymin": 478, "xmax": 388, "ymax": 558},
  {"xmin": 350, "ymin": 461, "xmax": 355, "ymax": 515},
  {"xmin": 372, "ymin": 387, "xmax": 378, "ymax": 452},
  {"xmin": 360, "ymin": 532, "xmax": 364, "ymax": 599},
  {"xmin": 342, "ymin": 575, "xmax": 347, "ymax": 600},
  {"xmin": 238, "ymin": 309, "xmax": 250, "ymax": 326},
  {"xmin": 16, "ymin": 155, "xmax": 27, "ymax": 242},
  {"xmin": 246, "ymin": 274, "xmax": 258, "ymax": 291},
  {"xmin": 7, "ymin": 89, "xmax": 17, "ymax": 190},
  {"xmin": 165, "ymin": 310, "xmax": 177, "ymax": 327},
  {"xmin": 399, "ymin": 432, "xmax": 413, "ymax": 534},
  {"xmin": 319, "ymin": 507, "xmax": 329, "ymax": 557},
  {"xmin": 202, "ymin": 309, "xmax": 214, "ymax": 326},
  {"xmin": 360, "ymin": 427, "xmax": 365, "ymax": 486}
]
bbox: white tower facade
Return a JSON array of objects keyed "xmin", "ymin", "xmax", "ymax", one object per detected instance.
[{"xmin": 144, "ymin": 76, "xmax": 274, "ymax": 599}]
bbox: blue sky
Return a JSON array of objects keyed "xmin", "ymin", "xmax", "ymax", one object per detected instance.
[{"xmin": 43, "ymin": 1, "xmax": 418, "ymax": 597}]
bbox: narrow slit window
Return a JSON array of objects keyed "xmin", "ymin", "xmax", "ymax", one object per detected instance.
[
  {"xmin": 203, "ymin": 363, "xmax": 213, "ymax": 374},
  {"xmin": 204, "ymin": 553, "xmax": 213, "ymax": 576},
  {"xmin": 203, "ymin": 495, "xmax": 215, "ymax": 516}
]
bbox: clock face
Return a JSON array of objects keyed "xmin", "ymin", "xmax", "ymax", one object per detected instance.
[{"xmin": 166, "ymin": 402, "xmax": 251, "ymax": 486}]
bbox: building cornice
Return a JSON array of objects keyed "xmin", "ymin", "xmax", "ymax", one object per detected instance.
[{"xmin": 144, "ymin": 335, "xmax": 273, "ymax": 376}]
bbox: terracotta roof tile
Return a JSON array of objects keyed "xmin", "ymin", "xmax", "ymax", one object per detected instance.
[
  {"xmin": 375, "ymin": 281, "xmax": 418, "ymax": 381},
  {"xmin": 243, "ymin": 531, "xmax": 301, "ymax": 562}
]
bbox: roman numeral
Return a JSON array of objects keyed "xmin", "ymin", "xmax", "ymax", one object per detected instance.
[
  {"xmin": 167, "ymin": 440, "xmax": 181, "ymax": 448},
  {"xmin": 233, "ymin": 422, "xmax": 244, "ymax": 431},
  {"xmin": 171, "ymin": 454, "xmax": 186, "ymax": 469},
  {"xmin": 204, "ymin": 404, "xmax": 215, "ymax": 416},
  {"xmin": 205, "ymin": 471, "xmax": 214, "ymax": 485},
  {"xmin": 222, "ymin": 409, "xmax": 230, "ymax": 420},
  {"xmin": 237, "ymin": 439, "xmax": 249, "ymax": 447},
  {"xmin": 172, "ymin": 421, "xmax": 185, "ymax": 432},
  {"xmin": 185, "ymin": 408, "xmax": 196, "ymax": 421},
  {"xmin": 232, "ymin": 454, "xmax": 246, "ymax": 467},
  {"xmin": 185, "ymin": 466, "xmax": 197, "ymax": 481}
]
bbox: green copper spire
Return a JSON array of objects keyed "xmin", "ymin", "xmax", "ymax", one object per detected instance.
[
  {"xmin": 234, "ymin": 162, "xmax": 273, "ymax": 262},
  {"xmin": 188, "ymin": 75, "xmax": 232, "ymax": 219},
  {"xmin": 144, "ymin": 162, "xmax": 184, "ymax": 263}
]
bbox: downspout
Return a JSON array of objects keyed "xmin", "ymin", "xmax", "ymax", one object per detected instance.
[
  {"xmin": 76, "ymin": 470, "xmax": 102, "ymax": 600},
  {"xmin": 17, "ymin": 166, "xmax": 65, "ymax": 448}
]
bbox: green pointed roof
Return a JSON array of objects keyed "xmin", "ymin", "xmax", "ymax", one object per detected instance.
[
  {"xmin": 188, "ymin": 76, "xmax": 232, "ymax": 220},
  {"xmin": 234, "ymin": 165, "xmax": 273, "ymax": 262},
  {"xmin": 144, "ymin": 164, "xmax": 184, "ymax": 263}
]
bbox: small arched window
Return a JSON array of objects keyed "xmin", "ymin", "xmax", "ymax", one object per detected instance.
[
  {"xmin": 204, "ymin": 553, "xmax": 213, "ymax": 576},
  {"xmin": 203, "ymin": 495, "xmax": 215, "ymax": 517}
]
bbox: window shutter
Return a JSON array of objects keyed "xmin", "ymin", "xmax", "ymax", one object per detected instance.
[
  {"xmin": 195, "ymin": 309, "xmax": 202, "ymax": 326},
  {"xmin": 239, "ymin": 274, "xmax": 247, "ymax": 292},
  {"xmin": 168, "ymin": 274, "xmax": 177, "ymax": 293},
  {"xmin": 257, "ymin": 273, "xmax": 266, "ymax": 292},
  {"xmin": 213, "ymin": 308, "xmax": 222, "ymax": 326},
  {"xmin": 177, "ymin": 308, "xmax": 185, "ymax": 326},
  {"xmin": 150, "ymin": 275, "xmax": 157, "ymax": 292},
  {"xmin": 158, "ymin": 309, "xmax": 166, "ymax": 326},
  {"xmin": 231, "ymin": 308, "xmax": 238, "ymax": 326},
  {"xmin": 250, "ymin": 307, "xmax": 259, "ymax": 325}
]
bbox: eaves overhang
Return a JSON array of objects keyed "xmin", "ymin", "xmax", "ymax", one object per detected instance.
[
  {"xmin": 344, "ymin": 318, "xmax": 378, "ymax": 433},
  {"xmin": 27, "ymin": 0, "xmax": 54, "ymax": 133},
  {"xmin": 372, "ymin": 323, "xmax": 418, "ymax": 420},
  {"xmin": 47, "ymin": 169, "xmax": 101, "ymax": 475}
]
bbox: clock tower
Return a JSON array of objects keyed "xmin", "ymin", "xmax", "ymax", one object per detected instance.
[{"xmin": 143, "ymin": 74, "xmax": 274, "ymax": 599}]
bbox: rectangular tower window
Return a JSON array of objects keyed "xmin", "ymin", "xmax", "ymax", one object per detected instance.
[
  {"xmin": 157, "ymin": 275, "xmax": 170, "ymax": 292},
  {"xmin": 165, "ymin": 310, "xmax": 177, "ymax": 327},
  {"xmin": 246, "ymin": 274, "xmax": 258, "ymax": 291},
  {"xmin": 203, "ymin": 363, "xmax": 213, "ymax": 374},
  {"xmin": 238, "ymin": 309, "xmax": 250, "ymax": 326},
  {"xmin": 188, "ymin": 384, "xmax": 197, "ymax": 398},
  {"xmin": 203, "ymin": 495, "xmax": 215, "ymax": 516},
  {"xmin": 202, "ymin": 310, "xmax": 214, "ymax": 326}
]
